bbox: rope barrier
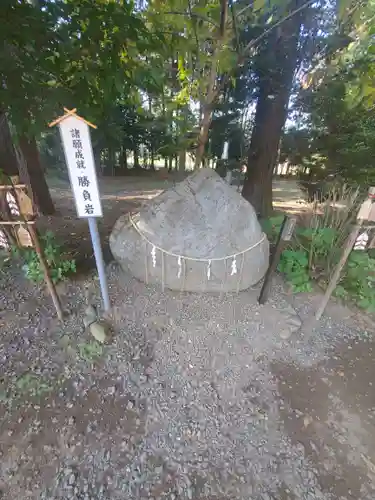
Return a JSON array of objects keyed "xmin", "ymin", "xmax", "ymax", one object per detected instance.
[{"xmin": 128, "ymin": 213, "xmax": 266, "ymax": 262}]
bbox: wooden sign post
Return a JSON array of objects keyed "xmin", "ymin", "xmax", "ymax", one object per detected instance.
[{"xmin": 49, "ymin": 108, "xmax": 110, "ymax": 312}]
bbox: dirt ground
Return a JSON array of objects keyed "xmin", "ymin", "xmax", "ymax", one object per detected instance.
[{"xmin": 1, "ymin": 175, "xmax": 375, "ymax": 499}]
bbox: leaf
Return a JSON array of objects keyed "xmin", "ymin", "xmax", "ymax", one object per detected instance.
[
  {"xmin": 334, "ymin": 285, "xmax": 348, "ymax": 298},
  {"xmin": 337, "ymin": 0, "xmax": 352, "ymax": 22},
  {"xmin": 178, "ymin": 56, "xmax": 187, "ymax": 82},
  {"xmin": 253, "ymin": 0, "xmax": 266, "ymax": 13}
]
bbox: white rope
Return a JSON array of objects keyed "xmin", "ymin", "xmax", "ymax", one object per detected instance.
[
  {"xmin": 129, "ymin": 213, "xmax": 266, "ymax": 262},
  {"xmin": 236, "ymin": 253, "xmax": 245, "ymax": 293},
  {"xmin": 151, "ymin": 245, "xmax": 156, "ymax": 267},
  {"xmin": 177, "ymin": 256, "xmax": 182, "ymax": 278},
  {"xmin": 230, "ymin": 256, "xmax": 237, "ymax": 275},
  {"xmin": 144, "ymin": 239, "xmax": 149, "ymax": 284}
]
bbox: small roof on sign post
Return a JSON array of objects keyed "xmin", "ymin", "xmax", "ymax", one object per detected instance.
[{"xmin": 48, "ymin": 108, "xmax": 97, "ymax": 129}]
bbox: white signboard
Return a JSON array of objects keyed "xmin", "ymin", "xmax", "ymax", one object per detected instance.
[{"xmin": 59, "ymin": 115, "xmax": 102, "ymax": 218}]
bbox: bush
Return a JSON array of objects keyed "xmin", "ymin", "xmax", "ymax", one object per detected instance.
[
  {"xmin": 13, "ymin": 230, "xmax": 76, "ymax": 284},
  {"xmin": 263, "ymin": 186, "xmax": 375, "ymax": 312},
  {"xmin": 278, "ymin": 249, "xmax": 312, "ymax": 292},
  {"xmin": 261, "ymin": 214, "xmax": 285, "ymax": 244},
  {"xmin": 335, "ymin": 251, "xmax": 375, "ymax": 312}
]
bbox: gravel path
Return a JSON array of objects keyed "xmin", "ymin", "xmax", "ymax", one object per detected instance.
[{"xmin": 1, "ymin": 263, "xmax": 375, "ymax": 499}]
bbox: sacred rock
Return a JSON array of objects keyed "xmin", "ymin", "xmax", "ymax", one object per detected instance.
[{"xmin": 110, "ymin": 168, "xmax": 269, "ymax": 292}]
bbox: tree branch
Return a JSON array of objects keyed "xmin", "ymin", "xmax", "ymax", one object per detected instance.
[
  {"xmin": 229, "ymin": 0, "xmax": 240, "ymax": 52},
  {"xmin": 242, "ymin": 0, "xmax": 316, "ymax": 56},
  {"xmin": 187, "ymin": 0, "xmax": 200, "ymax": 61},
  {"xmin": 219, "ymin": 0, "xmax": 229, "ymax": 37},
  {"xmin": 164, "ymin": 11, "xmax": 219, "ymax": 28}
]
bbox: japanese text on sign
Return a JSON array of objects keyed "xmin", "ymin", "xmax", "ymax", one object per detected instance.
[{"xmin": 58, "ymin": 116, "xmax": 102, "ymax": 218}]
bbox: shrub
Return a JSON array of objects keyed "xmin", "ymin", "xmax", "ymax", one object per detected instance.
[
  {"xmin": 335, "ymin": 251, "xmax": 375, "ymax": 312},
  {"xmin": 263, "ymin": 185, "xmax": 375, "ymax": 312},
  {"xmin": 13, "ymin": 230, "xmax": 76, "ymax": 284}
]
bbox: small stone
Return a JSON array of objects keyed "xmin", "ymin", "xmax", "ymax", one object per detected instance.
[
  {"xmin": 89, "ymin": 321, "xmax": 109, "ymax": 343},
  {"xmin": 83, "ymin": 305, "xmax": 97, "ymax": 328},
  {"xmin": 303, "ymin": 415, "xmax": 313, "ymax": 427},
  {"xmin": 279, "ymin": 329, "xmax": 292, "ymax": 340},
  {"xmin": 282, "ymin": 304, "xmax": 298, "ymax": 316},
  {"xmin": 59, "ymin": 334, "xmax": 71, "ymax": 348},
  {"xmin": 286, "ymin": 315, "xmax": 302, "ymax": 329}
]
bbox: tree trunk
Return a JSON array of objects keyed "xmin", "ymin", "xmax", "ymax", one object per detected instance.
[
  {"xmin": 0, "ymin": 112, "xmax": 19, "ymax": 177},
  {"xmin": 107, "ymin": 148, "xmax": 115, "ymax": 176},
  {"xmin": 242, "ymin": 0, "xmax": 305, "ymax": 217},
  {"xmin": 142, "ymin": 147, "xmax": 148, "ymax": 169},
  {"xmin": 168, "ymin": 156, "xmax": 173, "ymax": 172},
  {"xmin": 178, "ymin": 150, "xmax": 186, "ymax": 172},
  {"xmin": 121, "ymin": 147, "xmax": 128, "ymax": 169},
  {"xmin": 18, "ymin": 135, "xmax": 55, "ymax": 215},
  {"xmin": 194, "ymin": 102, "xmax": 214, "ymax": 170},
  {"xmin": 93, "ymin": 147, "xmax": 102, "ymax": 174},
  {"xmin": 150, "ymin": 148, "xmax": 155, "ymax": 171},
  {"xmin": 194, "ymin": 0, "xmax": 228, "ymax": 170},
  {"xmin": 133, "ymin": 148, "xmax": 140, "ymax": 168}
]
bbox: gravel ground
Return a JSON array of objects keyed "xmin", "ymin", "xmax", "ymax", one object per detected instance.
[{"xmin": 1, "ymin": 262, "xmax": 375, "ymax": 500}]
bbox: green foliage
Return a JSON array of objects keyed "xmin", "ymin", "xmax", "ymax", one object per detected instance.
[
  {"xmin": 278, "ymin": 249, "xmax": 312, "ymax": 292},
  {"xmin": 337, "ymin": 251, "xmax": 375, "ymax": 312},
  {"xmin": 299, "ymin": 77, "xmax": 375, "ymax": 185},
  {"xmin": 78, "ymin": 341, "xmax": 103, "ymax": 363},
  {"xmin": 0, "ymin": 0, "xmax": 154, "ymax": 134},
  {"xmin": 1, "ymin": 0, "xmax": 371, "ymax": 192},
  {"xmin": 261, "ymin": 215, "xmax": 285, "ymax": 244},
  {"xmin": 263, "ymin": 195, "xmax": 375, "ymax": 312},
  {"xmin": 296, "ymin": 226, "xmax": 339, "ymax": 276},
  {"xmin": 292, "ymin": 0, "xmax": 375, "ymax": 186},
  {"xmin": 13, "ymin": 231, "xmax": 76, "ymax": 284},
  {"xmin": 275, "ymin": 226, "xmax": 375, "ymax": 309},
  {"xmin": 14, "ymin": 372, "xmax": 52, "ymax": 398}
]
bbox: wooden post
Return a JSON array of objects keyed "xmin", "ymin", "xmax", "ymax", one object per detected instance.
[
  {"xmin": 315, "ymin": 186, "xmax": 375, "ymax": 321},
  {"xmin": 0, "ymin": 182, "xmax": 63, "ymax": 320},
  {"xmin": 28, "ymin": 224, "xmax": 63, "ymax": 321},
  {"xmin": 259, "ymin": 215, "xmax": 297, "ymax": 305},
  {"xmin": 315, "ymin": 224, "xmax": 362, "ymax": 320}
]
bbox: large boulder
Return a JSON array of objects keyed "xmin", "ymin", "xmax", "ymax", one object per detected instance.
[{"xmin": 110, "ymin": 169, "xmax": 269, "ymax": 292}]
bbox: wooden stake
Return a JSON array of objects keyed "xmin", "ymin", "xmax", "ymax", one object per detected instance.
[
  {"xmin": 28, "ymin": 224, "xmax": 63, "ymax": 321},
  {"xmin": 315, "ymin": 223, "xmax": 362, "ymax": 321},
  {"xmin": 0, "ymin": 220, "xmax": 35, "ymax": 225},
  {"xmin": 0, "ymin": 184, "xmax": 27, "ymax": 191},
  {"xmin": 259, "ymin": 215, "xmax": 296, "ymax": 305},
  {"xmin": 315, "ymin": 186, "xmax": 375, "ymax": 321}
]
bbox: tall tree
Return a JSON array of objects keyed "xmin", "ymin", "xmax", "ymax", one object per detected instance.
[
  {"xmin": 242, "ymin": 0, "xmax": 308, "ymax": 216},
  {"xmin": 0, "ymin": 0, "xmax": 154, "ymax": 211}
]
